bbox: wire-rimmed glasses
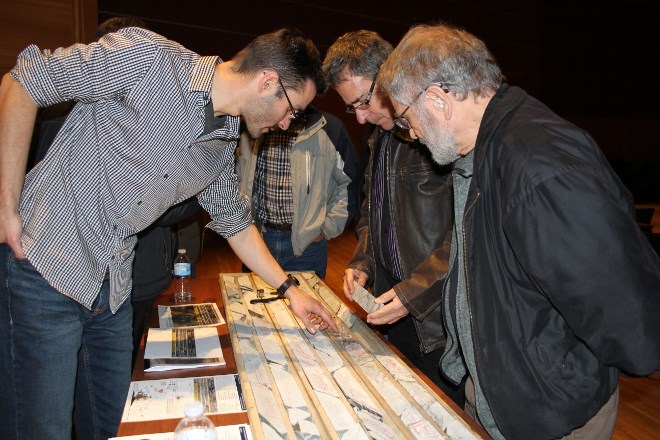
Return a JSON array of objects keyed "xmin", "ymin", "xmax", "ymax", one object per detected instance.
[
  {"xmin": 393, "ymin": 82, "xmax": 451, "ymax": 130},
  {"xmin": 278, "ymin": 78, "xmax": 301, "ymax": 120},
  {"xmin": 345, "ymin": 74, "xmax": 378, "ymax": 114}
]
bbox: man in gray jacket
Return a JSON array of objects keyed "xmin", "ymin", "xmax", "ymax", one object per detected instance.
[
  {"xmin": 236, "ymin": 104, "xmax": 357, "ymax": 278},
  {"xmin": 324, "ymin": 30, "xmax": 461, "ymax": 404}
]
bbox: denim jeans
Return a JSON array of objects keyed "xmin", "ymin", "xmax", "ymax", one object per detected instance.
[
  {"xmin": 0, "ymin": 244, "xmax": 133, "ymax": 440},
  {"xmin": 261, "ymin": 229, "xmax": 328, "ymax": 278}
]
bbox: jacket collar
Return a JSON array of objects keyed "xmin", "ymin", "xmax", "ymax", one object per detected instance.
[
  {"xmin": 472, "ymin": 84, "xmax": 527, "ymax": 175},
  {"xmin": 295, "ymin": 104, "xmax": 326, "ymax": 142}
]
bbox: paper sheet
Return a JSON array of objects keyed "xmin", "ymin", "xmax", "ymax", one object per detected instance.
[
  {"xmin": 158, "ymin": 303, "xmax": 225, "ymax": 328},
  {"xmin": 109, "ymin": 423, "xmax": 252, "ymax": 439},
  {"xmin": 121, "ymin": 375, "xmax": 245, "ymax": 422}
]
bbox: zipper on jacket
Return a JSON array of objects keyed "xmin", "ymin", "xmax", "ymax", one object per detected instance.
[
  {"xmin": 462, "ymin": 190, "xmax": 494, "ymax": 410},
  {"xmin": 306, "ymin": 151, "xmax": 310, "ymax": 194}
]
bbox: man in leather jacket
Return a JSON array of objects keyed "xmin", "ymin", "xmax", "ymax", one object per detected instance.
[
  {"xmin": 380, "ymin": 22, "xmax": 660, "ymax": 439},
  {"xmin": 323, "ymin": 30, "xmax": 462, "ymax": 404}
]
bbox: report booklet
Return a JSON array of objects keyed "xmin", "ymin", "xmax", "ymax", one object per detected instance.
[
  {"xmin": 144, "ymin": 327, "xmax": 225, "ymax": 372},
  {"xmin": 121, "ymin": 374, "xmax": 246, "ymax": 422}
]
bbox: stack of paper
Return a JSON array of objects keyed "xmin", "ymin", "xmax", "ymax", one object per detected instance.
[{"xmin": 144, "ymin": 327, "xmax": 225, "ymax": 372}]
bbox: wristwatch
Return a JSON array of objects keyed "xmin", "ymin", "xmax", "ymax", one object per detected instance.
[{"xmin": 276, "ymin": 274, "xmax": 300, "ymax": 297}]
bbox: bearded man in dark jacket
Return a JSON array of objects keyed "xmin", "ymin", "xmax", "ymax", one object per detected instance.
[{"xmin": 379, "ymin": 22, "xmax": 660, "ymax": 440}]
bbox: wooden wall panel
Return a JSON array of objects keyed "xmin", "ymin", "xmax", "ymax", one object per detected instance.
[{"xmin": 0, "ymin": 0, "xmax": 97, "ymax": 76}]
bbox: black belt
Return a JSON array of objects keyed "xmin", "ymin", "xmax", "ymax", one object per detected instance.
[{"xmin": 263, "ymin": 222, "xmax": 292, "ymax": 231}]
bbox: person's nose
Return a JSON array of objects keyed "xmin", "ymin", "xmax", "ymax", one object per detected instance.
[
  {"xmin": 278, "ymin": 115, "xmax": 292, "ymax": 131},
  {"xmin": 409, "ymin": 127, "xmax": 419, "ymax": 139},
  {"xmin": 356, "ymin": 109, "xmax": 369, "ymax": 125}
]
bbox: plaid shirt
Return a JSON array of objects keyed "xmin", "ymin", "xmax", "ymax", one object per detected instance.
[
  {"xmin": 253, "ymin": 116, "xmax": 306, "ymax": 225},
  {"xmin": 11, "ymin": 28, "xmax": 251, "ymax": 311}
]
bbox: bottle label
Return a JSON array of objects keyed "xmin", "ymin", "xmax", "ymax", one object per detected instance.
[{"xmin": 174, "ymin": 263, "xmax": 191, "ymax": 277}]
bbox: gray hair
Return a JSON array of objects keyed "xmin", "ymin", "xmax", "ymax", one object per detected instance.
[
  {"xmin": 323, "ymin": 30, "xmax": 393, "ymax": 88},
  {"xmin": 379, "ymin": 23, "xmax": 504, "ymax": 103}
]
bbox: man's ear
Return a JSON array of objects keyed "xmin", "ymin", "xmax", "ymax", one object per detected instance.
[
  {"xmin": 425, "ymin": 84, "xmax": 451, "ymax": 120},
  {"xmin": 259, "ymin": 69, "xmax": 279, "ymax": 95}
]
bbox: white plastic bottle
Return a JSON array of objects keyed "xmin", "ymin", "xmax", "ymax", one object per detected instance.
[
  {"xmin": 173, "ymin": 400, "xmax": 217, "ymax": 440},
  {"xmin": 173, "ymin": 249, "xmax": 192, "ymax": 303}
]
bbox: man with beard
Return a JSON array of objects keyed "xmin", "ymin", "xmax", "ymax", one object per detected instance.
[
  {"xmin": 323, "ymin": 30, "xmax": 461, "ymax": 404},
  {"xmin": 0, "ymin": 27, "xmax": 337, "ymax": 440},
  {"xmin": 378, "ymin": 22, "xmax": 660, "ymax": 440}
]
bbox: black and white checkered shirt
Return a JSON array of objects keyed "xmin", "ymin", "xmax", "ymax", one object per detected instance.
[
  {"xmin": 11, "ymin": 28, "xmax": 251, "ymax": 312},
  {"xmin": 253, "ymin": 117, "xmax": 306, "ymax": 225}
]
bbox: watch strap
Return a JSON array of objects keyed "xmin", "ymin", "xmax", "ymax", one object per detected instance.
[{"xmin": 276, "ymin": 274, "xmax": 300, "ymax": 297}]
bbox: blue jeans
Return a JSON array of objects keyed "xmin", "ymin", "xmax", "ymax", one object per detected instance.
[
  {"xmin": 262, "ymin": 229, "xmax": 328, "ymax": 278},
  {"xmin": 0, "ymin": 244, "xmax": 133, "ymax": 440}
]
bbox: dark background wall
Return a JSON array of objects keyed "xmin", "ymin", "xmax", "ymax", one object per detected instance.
[
  {"xmin": 99, "ymin": 0, "xmax": 659, "ymax": 202},
  {"xmin": 9, "ymin": 0, "xmax": 659, "ymax": 202}
]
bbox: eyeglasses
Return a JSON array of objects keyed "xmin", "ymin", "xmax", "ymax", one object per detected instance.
[
  {"xmin": 278, "ymin": 78, "xmax": 301, "ymax": 120},
  {"xmin": 346, "ymin": 73, "xmax": 378, "ymax": 114},
  {"xmin": 393, "ymin": 82, "xmax": 451, "ymax": 130}
]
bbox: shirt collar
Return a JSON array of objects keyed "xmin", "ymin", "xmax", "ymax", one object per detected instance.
[
  {"xmin": 189, "ymin": 56, "xmax": 221, "ymax": 94},
  {"xmin": 453, "ymin": 149, "xmax": 475, "ymax": 179}
]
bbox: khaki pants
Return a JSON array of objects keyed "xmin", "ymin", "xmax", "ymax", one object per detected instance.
[{"xmin": 464, "ymin": 377, "xmax": 619, "ymax": 439}]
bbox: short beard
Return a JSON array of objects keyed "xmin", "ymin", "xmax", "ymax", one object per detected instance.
[
  {"xmin": 417, "ymin": 105, "xmax": 460, "ymax": 165},
  {"xmin": 245, "ymin": 123, "xmax": 269, "ymax": 139},
  {"xmin": 243, "ymin": 93, "xmax": 279, "ymax": 139}
]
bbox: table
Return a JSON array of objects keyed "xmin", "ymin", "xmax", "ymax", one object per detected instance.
[
  {"xmin": 117, "ymin": 277, "xmax": 247, "ymax": 437},
  {"xmin": 117, "ymin": 274, "xmax": 489, "ymax": 439}
]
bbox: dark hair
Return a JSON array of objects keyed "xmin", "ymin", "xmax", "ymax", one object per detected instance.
[
  {"xmin": 323, "ymin": 30, "xmax": 392, "ymax": 88},
  {"xmin": 95, "ymin": 16, "xmax": 147, "ymax": 40},
  {"xmin": 231, "ymin": 28, "xmax": 327, "ymax": 96}
]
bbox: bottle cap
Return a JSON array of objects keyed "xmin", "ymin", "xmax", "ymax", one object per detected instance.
[
  {"xmin": 178, "ymin": 249, "xmax": 187, "ymax": 254},
  {"xmin": 183, "ymin": 400, "xmax": 204, "ymax": 417}
]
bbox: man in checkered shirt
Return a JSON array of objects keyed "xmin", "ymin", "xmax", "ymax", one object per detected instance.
[{"xmin": 0, "ymin": 27, "xmax": 337, "ymax": 439}]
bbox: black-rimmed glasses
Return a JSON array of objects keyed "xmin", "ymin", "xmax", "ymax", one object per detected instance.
[
  {"xmin": 346, "ymin": 74, "xmax": 378, "ymax": 114},
  {"xmin": 393, "ymin": 82, "xmax": 451, "ymax": 130},
  {"xmin": 278, "ymin": 78, "xmax": 301, "ymax": 120}
]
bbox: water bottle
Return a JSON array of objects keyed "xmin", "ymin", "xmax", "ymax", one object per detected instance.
[
  {"xmin": 173, "ymin": 249, "xmax": 192, "ymax": 303},
  {"xmin": 173, "ymin": 400, "xmax": 217, "ymax": 440}
]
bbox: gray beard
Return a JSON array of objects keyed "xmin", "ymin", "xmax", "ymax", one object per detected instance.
[
  {"xmin": 416, "ymin": 105, "xmax": 460, "ymax": 166},
  {"xmin": 424, "ymin": 128, "xmax": 460, "ymax": 165}
]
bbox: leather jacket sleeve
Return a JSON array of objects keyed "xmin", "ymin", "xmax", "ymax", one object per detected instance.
[{"xmin": 394, "ymin": 230, "xmax": 451, "ymax": 320}]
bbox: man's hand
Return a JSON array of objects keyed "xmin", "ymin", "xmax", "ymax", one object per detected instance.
[
  {"xmin": 0, "ymin": 209, "xmax": 25, "ymax": 258},
  {"xmin": 286, "ymin": 286, "xmax": 338, "ymax": 334},
  {"xmin": 366, "ymin": 289, "xmax": 409, "ymax": 325},
  {"xmin": 343, "ymin": 268, "xmax": 369, "ymax": 301}
]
